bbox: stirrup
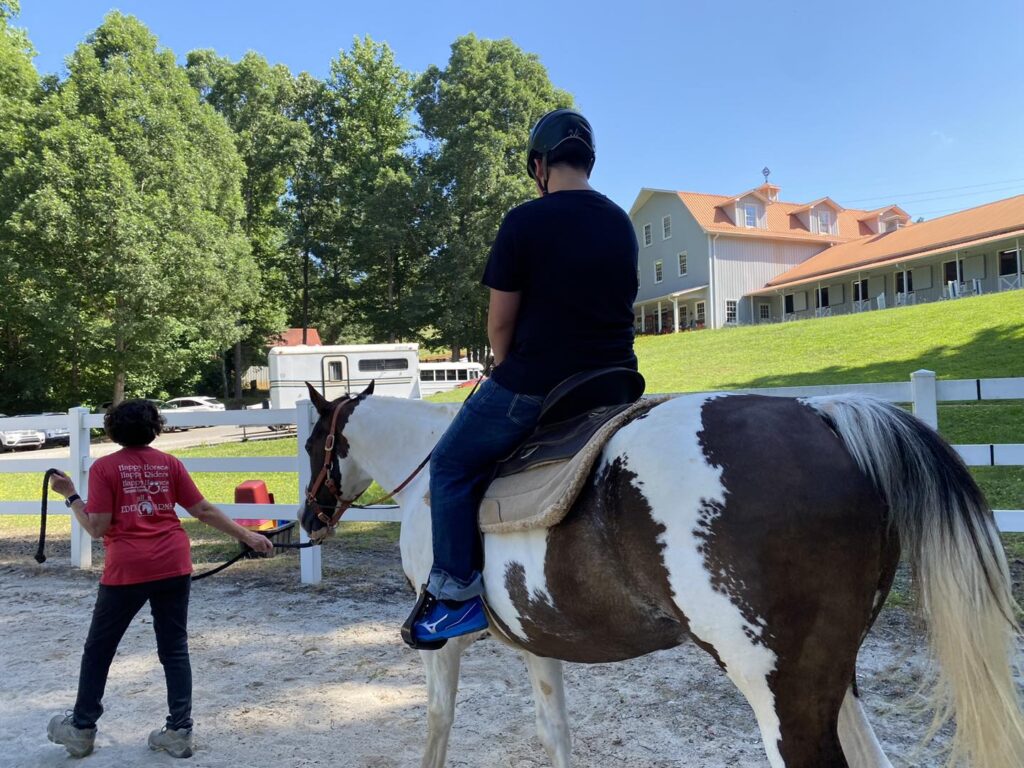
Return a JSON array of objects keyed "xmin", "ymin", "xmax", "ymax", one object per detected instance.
[{"xmin": 401, "ymin": 585, "xmax": 448, "ymax": 651}]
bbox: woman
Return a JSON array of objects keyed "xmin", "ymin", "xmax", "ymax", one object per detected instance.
[{"xmin": 46, "ymin": 398, "xmax": 273, "ymax": 759}]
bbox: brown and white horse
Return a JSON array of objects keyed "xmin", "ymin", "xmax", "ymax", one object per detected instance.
[{"xmin": 299, "ymin": 382, "xmax": 1024, "ymax": 768}]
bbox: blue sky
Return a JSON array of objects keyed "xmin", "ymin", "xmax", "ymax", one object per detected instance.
[{"xmin": 14, "ymin": 0, "xmax": 1024, "ymax": 217}]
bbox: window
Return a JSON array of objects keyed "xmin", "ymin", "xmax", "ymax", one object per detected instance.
[
  {"xmin": 784, "ymin": 294, "xmax": 794, "ymax": 314},
  {"xmin": 759, "ymin": 303, "xmax": 770, "ymax": 320},
  {"xmin": 725, "ymin": 300, "xmax": 737, "ymax": 324},
  {"xmin": 852, "ymin": 279, "xmax": 869, "ymax": 302},
  {"xmin": 358, "ymin": 358, "xmax": 409, "ymax": 372},
  {"xmin": 677, "ymin": 251, "xmax": 687, "ymax": 276},
  {"xmin": 815, "ymin": 286, "xmax": 830, "ymax": 308},
  {"xmin": 814, "ymin": 208, "xmax": 834, "ymax": 235},
  {"xmin": 999, "ymin": 249, "xmax": 1020, "ymax": 276},
  {"xmin": 643, "ymin": 223, "xmax": 653, "ymax": 247},
  {"xmin": 457, "ymin": 368, "xmax": 469, "ymax": 381},
  {"xmin": 327, "ymin": 362, "xmax": 345, "ymax": 381},
  {"xmin": 744, "ymin": 203, "xmax": 759, "ymax": 228},
  {"xmin": 943, "ymin": 260, "xmax": 963, "ymax": 284},
  {"xmin": 895, "ymin": 270, "xmax": 913, "ymax": 294},
  {"xmin": 882, "ymin": 218, "xmax": 901, "ymax": 233},
  {"xmin": 419, "ymin": 370, "xmax": 435, "ymax": 381},
  {"xmin": 654, "ymin": 260, "xmax": 663, "ymax": 283},
  {"xmin": 662, "ymin": 215, "xmax": 672, "ymax": 239},
  {"xmin": 446, "ymin": 369, "xmax": 458, "ymax": 381},
  {"xmin": 695, "ymin": 301, "xmax": 706, "ymax": 323}
]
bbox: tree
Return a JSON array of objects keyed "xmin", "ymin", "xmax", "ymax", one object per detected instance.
[
  {"xmin": 289, "ymin": 37, "xmax": 423, "ymax": 345},
  {"xmin": 3, "ymin": 13, "xmax": 256, "ymax": 407},
  {"xmin": 0, "ymin": 0, "xmax": 43, "ymax": 410},
  {"xmin": 414, "ymin": 35, "xmax": 573, "ymax": 358},
  {"xmin": 185, "ymin": 49, "xmax": 309, "ymax": 400}
]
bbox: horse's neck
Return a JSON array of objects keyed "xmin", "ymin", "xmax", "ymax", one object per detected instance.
[{"xmin": 346, "ymin": 396, "xmax": 455, "ymax": 495}]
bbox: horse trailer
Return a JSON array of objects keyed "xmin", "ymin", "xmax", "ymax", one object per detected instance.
[{"xmin": 268, "ymin": 344, "xmax": 422, "ymax": 408}]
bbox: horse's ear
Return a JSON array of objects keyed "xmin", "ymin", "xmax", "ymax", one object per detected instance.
[
  {"xmin": 360, "ymin": 380, "xmax": 375, "ymax": 397},
  {"xmin": 305, "ymin": 382, "xmax": 331, "ymax": 414}
]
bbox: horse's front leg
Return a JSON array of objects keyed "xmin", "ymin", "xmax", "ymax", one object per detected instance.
[
  {"xmin": 419, "ymin": 634, "xmax": 476, "ymax": 768},
  {"xmin": 523, "ymin": 652, "xmax": 572, "ymax": 767}
]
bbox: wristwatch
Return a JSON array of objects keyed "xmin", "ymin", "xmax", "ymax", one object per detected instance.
[{"xmin": 65, "ymin": 493, "xmax": 82, "ymax": 508}]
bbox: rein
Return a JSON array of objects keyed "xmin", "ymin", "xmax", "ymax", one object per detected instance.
[{"xmin": 308, "ymin": 374, "xmax": 487, "ymax": 527}]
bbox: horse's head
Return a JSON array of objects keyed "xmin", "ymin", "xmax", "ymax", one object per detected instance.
[{"xmin": 299, "ymin": 381, "xmax": 375, "ymax": 542}]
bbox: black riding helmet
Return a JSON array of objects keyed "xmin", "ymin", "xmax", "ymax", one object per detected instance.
[{"xmin": 526, "ymin": 109, "xmax": 596, "ymax": 191}]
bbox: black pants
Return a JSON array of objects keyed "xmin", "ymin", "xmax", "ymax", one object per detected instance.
[{"xmin": 72, "ymin": 574, "xmax": 192, "ymax": 731}]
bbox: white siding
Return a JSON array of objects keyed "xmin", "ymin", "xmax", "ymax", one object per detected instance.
[{"xmin": 712, "ymin": 236, "xmax": 826, "ymax": 328}]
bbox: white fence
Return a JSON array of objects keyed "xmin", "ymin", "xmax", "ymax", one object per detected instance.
[
  {"xmin": 0, "ymin": 401, "xmax": 400, "ymax": 585},
  {"xmin": 1, "ymin": 370, "xmax": 1022, "ymax": 584}
]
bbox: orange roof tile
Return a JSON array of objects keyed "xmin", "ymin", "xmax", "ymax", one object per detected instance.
[
  {"xmin": 763, "ymin": 195, "xmax": 1024, "ymax": 290},
  {"xmin": 676, "ymin": 191, "xmax": 876, "ymax": 242}
]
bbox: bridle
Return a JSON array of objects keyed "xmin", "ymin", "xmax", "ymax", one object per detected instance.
[{"xmin": 305, "ymin": 398, "xmax": 431, "ymax": 530}]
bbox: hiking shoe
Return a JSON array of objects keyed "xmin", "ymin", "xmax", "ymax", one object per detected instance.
[
  {"xmin": 47, "ymin": 712, "xmax": 96, "ymax": 758},
  {"xmin": 148, "ymin": 726, "xmax": 194, "ymax": 758},
  {"xmin": 411, "ymin": 593, "xmax": 488, "ymax": 645}
]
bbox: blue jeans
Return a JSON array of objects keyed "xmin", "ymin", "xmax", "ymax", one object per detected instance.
[{"xmin": 427, "ymin": 379, "xmax": 544, "ymax": 601}]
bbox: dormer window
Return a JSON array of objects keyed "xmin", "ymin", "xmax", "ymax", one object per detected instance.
[
  {"xmin": 882, "ymin": 217, "xmax": 901, "ymax": 233},
  {"xmin": 743, "ymin": 203, "xmax": 759, "ymax": 228},
  {"xmin": 813, "ymin": 207, "xmax": 835, "ymax": 235}
]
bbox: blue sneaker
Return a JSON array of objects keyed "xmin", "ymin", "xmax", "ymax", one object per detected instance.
[{"xmin": 401, "ymin": 590, "xmax": 488, "ymax": 649}]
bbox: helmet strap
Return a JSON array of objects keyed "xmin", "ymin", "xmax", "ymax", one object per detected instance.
[{"xmin": 539, "ymin": 154, "xmax": 550, "ymax": 196}]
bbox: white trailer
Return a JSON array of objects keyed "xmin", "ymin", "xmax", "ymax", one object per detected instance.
[{"xmin": 268, "ymin": 344, "xmax": 421, "ymax": 408}]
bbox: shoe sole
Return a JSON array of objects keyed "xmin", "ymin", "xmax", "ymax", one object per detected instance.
[
  {"xmin": 48, "ymin": 729, "xmax": 94, "ymax": 758},
  {"xmin": 150, "ymin": 742, "xmax": 193, "ymax": 758}
]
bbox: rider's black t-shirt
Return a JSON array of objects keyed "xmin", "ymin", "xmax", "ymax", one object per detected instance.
[{"xmin": 482, "ymin": 189, "xmax": 639, "ymax": 396}]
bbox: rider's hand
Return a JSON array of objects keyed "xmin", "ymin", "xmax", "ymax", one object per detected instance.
[
  {"xmin": 244, "ymin": 530, "xmax": 274, "ymax": 555},
  {"xmin": 49, "ymin": 471, "xmax": 77, "ymax": 499}
]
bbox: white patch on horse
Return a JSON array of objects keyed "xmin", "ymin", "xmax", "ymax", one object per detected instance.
[
  {"xmin": 483, "ymin": 529, "xmax": 552, "ymax": 642},
  {"xmin": 602, "ymin": 394, "xmax": 785, "ymax": 767}
]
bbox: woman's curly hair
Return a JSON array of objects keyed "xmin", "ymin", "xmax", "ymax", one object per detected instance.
[{"xmin": 104, "ymin": 399, "xmax": 164, "ymax": 447}]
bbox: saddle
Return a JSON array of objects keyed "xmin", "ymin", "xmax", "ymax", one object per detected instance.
[{"xmin": 479, "ymin": 367, "xmax": 655, "ymax": 534}]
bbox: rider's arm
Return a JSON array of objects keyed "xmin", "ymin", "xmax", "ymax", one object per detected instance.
[{"xmin": 488, "ymin": 288, "xmax": 521, "ymax": 365}]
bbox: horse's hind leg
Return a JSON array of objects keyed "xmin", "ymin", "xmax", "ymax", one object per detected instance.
[
  {"xmin": 838, "ymin": 688, "xmax": 893, "ymax": 768},
  {"xmin": 523, "ymin": 653, "xmax": 571, "ymax": 767},
  {"xmin": 711, "ymin": 640, "xmax": 850, "ymax": 768},
  {"xmin": 419, "ymin": 634, "xmax": 476, "ymax": 768}
]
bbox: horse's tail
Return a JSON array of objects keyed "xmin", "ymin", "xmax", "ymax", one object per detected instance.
[{"xmin": 806, "ymin": 395, "xmax": 1024, "ymax": 768}]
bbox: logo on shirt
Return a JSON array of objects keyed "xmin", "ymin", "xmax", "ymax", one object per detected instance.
[{"xmin": 138, "ymin": 498, "xmax": 155, "ymax": 516}]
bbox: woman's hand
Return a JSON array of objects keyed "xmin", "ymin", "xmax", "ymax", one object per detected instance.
[
  {"xmin": 49, "ymin": 470, "xmax": 77, "ymax": 499},
  {"xmin": 243, "ymin": 531, "xmax": 274, "ymax": 555}
]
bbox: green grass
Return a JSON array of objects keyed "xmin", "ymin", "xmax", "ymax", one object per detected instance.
[{"xmin": 636, "ymin": 291, "xmax": 1023, "ymax": 392}]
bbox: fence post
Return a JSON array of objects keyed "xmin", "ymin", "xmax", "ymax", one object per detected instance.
[
  {"xmin": 68, "ymin": 407, "xmax": 92, "ymax": 568},
  {"xmin": 911, "ymin": 369, "xmax": 938, "ymax": 430},
  {"xmin": 295, "ymin": 398, "xmax": 321, "ymax": 585}
]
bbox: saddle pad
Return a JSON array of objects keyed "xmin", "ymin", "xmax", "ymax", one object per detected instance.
[{"xmin": 479, "ymin": 398, "xmax": 663, "ymax": 534}]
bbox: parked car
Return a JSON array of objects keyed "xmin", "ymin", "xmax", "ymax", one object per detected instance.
[
  {"xmin": 0, "ymin": 414, "xmax": 46, "ymax": 451},
  {"xmin": 41, "ymin": 413, "xmax": 70, "ymax": 445},
  {"xmin": 165, "ymin": 396, "xmax": 226, "ymax": 413}
]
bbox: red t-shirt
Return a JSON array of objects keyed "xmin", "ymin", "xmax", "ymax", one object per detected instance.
[{"xmin": 85, "ymin": 446, "xmax": 203, "ymax": 586}]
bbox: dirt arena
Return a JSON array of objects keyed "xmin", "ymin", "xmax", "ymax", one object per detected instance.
[{"xmin": 1, "ymin": 532, "xmax": 1017, "ymax": 768}]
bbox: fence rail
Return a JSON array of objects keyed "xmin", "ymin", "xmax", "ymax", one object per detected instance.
[{"xmin": 1, "ymin": 370, "xmax": 1021, "ymax": 583}]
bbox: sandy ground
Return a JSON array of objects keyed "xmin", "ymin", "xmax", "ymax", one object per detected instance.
[{"xmin": 1, "ymin": 541, "xmax": 1017, "ymax": 768}]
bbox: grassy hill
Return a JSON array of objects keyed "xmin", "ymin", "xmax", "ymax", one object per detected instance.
[{"xmin": 635, "ymin": 291, "xmax": 1023, "ymax": 393}]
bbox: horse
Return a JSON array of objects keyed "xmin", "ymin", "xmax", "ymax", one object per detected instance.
[{"xmin": 298, "ymin": 381, "xmax": 1024, "ymax": 768}]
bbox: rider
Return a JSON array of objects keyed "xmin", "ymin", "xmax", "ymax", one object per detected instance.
[{"xmin": 405, "ymin": 109, "xmax": 640, "ymax": 647}]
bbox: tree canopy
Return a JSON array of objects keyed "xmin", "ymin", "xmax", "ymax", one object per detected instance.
[{"xmin": 0, "ymin": 15, "xmax": 576, "ymax": 411}]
